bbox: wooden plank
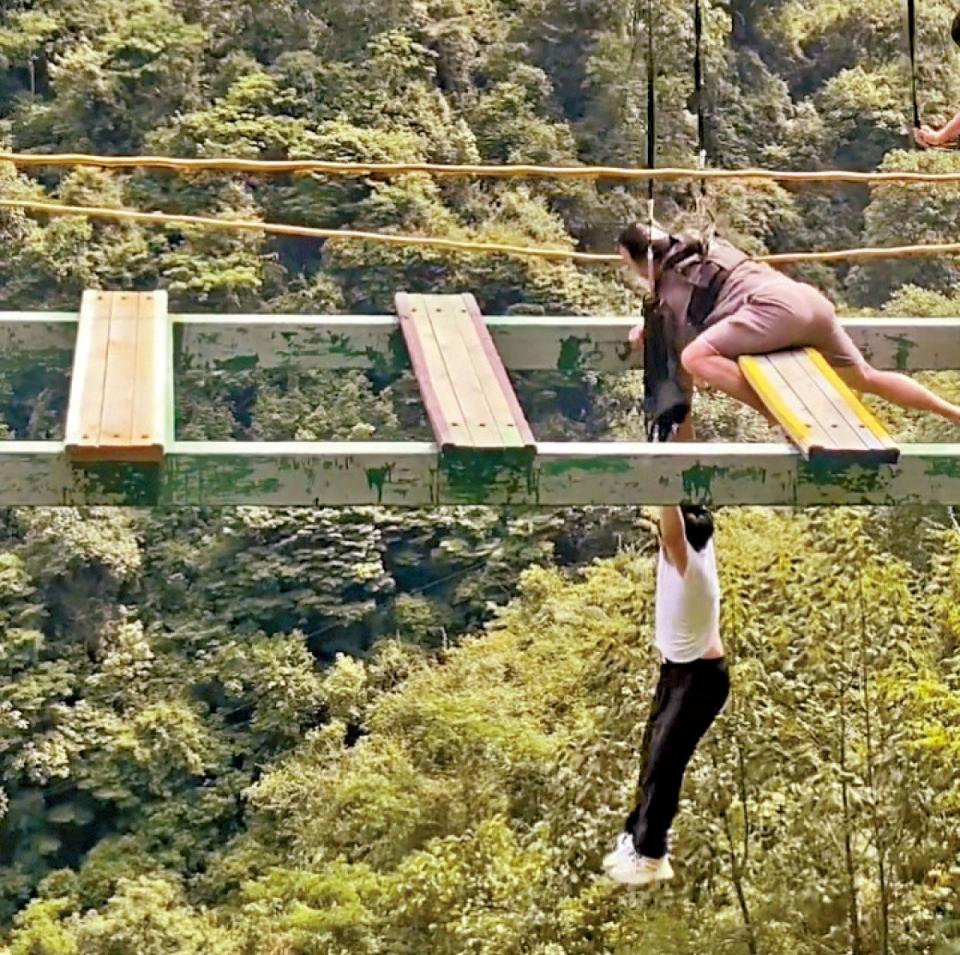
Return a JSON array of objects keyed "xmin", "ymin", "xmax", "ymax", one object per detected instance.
[
  {"xmin": 778, "ymin": 350, "xmax": 878, "ymax": 451},
  {"xmin": 437, "ymin": 296, "xmax": 521, "ymax": 448},
  {"xmin": 396, "ymin": 293, "xmax": 472, "ymax": 449},
  {"xmin": 99, "ymin": 292, "xmax": 139, "ymax": 451},
  {"xmin": 766, "ymin": 350, "xmax": 866, "ymax": 451},
  {"xmin": 740, "ymin": 353, "xmax": 823, "ymax": 452},
  {"xmin": 463, "ymin": 295, "xmax": 536, "ymax": 449},
  {"xmin": 421, "ymin": 295, "xmax": 506, "ymax": 449},
  {"xmin": 65, "ymin": 292, "xmax": 169, "ymax": 463},
  {"xmin": 741, "ymin": 349, "xmax": 899, "ymax": 464},
  {"xmin": 130, "ymin": 292, "xmax": 169, "ymax": 461},
  {"xmin": 4, "ymin": 441, "xmax": 960, "ymax": 506},
  {"xmin": 65, "ymin": 291, "xmax": 112, "ymax": 456},
  {"xmin": 804, "ymin": 348, "xmax": 899, "ymax": 459}
]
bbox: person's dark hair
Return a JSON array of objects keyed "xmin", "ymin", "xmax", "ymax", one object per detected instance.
[
  {"xmin": 952, "ymin": 10, "xmax": 960, "ymax": 46},
  {"xmin": 680, "ymin": 504, "xmax": 714, "ymax": 552},
  {"xmin": 617, "ymin": 223, "xmax": 672, "ymax": 264}
]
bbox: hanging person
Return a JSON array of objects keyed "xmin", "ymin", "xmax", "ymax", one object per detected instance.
[
  {"xmin": 619, "ymin": 224, "xmax": 960, "ymax": 428},
  {"xmin": 603, "ymin": 488, "xmax": 729, "ymax": 886}
]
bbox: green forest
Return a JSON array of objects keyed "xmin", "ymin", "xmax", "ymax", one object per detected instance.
[{"xmin": 1, "ymin": 0, "xmax": 960, "ymax": 952}]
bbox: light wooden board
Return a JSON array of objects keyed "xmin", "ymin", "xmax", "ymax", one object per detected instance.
[
  {"xmin": 396, "ymin": 293, "xmax": 535, "ymax": 452},
  {"xmin": 65, "ymin": 291, "xmax": 170, "ymax": 463},
  {"xmin": 740, "ymin": 348, "xmax": 899, "ymax": 464}
]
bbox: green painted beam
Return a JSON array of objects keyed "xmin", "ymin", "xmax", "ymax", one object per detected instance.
[
  {"xmin": 174, "ymin": 315, "xmax": 960, "ymax": 373},
  {"xmin": 3, "ymin": 441, "xmax": 960, "ymax": 506},
  {"xmin": 3, "ymin": 312, "xmax": 960, "ymax": 373}
]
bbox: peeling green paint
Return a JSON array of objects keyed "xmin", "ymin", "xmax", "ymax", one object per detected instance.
[
  {"xmin": 216, "ymin": 354, "xmax": 259, "ymax": 372},
  {"xmin": 438, "ymin": 448, "xmax": 536, "ymax": 504},
  {"xmin": 366, "ymin": 465, "xmax": 393, "ymax": 503},
  {"xmin": 540, "ymin": 457, "xmax": 633, "ymax": 477},
  {"xmin": 800, "ymin": 459, "xmax": 891, "ymax": 496},
  {"xmin": 388, "ymin": 330, "xmax": 410, "ymax": 374},
  {"xmin": 322, "ymin": 332, "xmax": 366, "ymax": 359},
  {"xmin": 680, "ymin": 465, "xmax": 771, "ymax": 503},
  {"xmin": 885, "ymin": 334, "xmax": 915, "ymax": 372},
  {"xmin": 69, "ymin": 462, "xmax": 162, "ymax": 506},
  {"xmin": 924, "ymin": 457, "xmax": 960, "ymax": 479},
  {"xmin": 681, "ymin": 465, "xmax": 718, "ymax": 502},
  {"xmin": 556, "ymin": 336, "xmax": 607, "ymax": 375}
]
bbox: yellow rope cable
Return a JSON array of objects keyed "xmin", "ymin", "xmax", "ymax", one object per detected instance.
[
  {"xmin": 0, "ymin": 198, "xmax": 614, "ymax": 264},
  {"xmin": 4, "ymin": 196, "xmax": 960, "ymax": 267},
  {"xmin": 5, "ymin": 152, "xmax": 960, "ymax": 185},
  {"xmin": 761, "ymin": 242, "xmax": 960, "ymax": 265}
]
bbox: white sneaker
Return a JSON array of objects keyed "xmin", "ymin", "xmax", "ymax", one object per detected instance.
[{"xmin": 602, "ymin": 834, "xmax": 674, "ymax": 886}]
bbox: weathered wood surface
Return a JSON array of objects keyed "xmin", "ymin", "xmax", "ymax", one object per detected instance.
[
  {"xmin": 740, "ymin": 348, "xmax": 899, "ymax": 464},
  {"xmin": 64, "ymin": 291, "xmax": 169, "ymax": 463},
  {"xmin": 396, "ymin": 293, "xmax": 536, "ymax": 451},
  {"xmin": 2, "ymin": 313, "xmax": 959, "ymax": 373},
  {"xmin": 4, "ymin": 441, "xmax": 960, "ymax": 506}
]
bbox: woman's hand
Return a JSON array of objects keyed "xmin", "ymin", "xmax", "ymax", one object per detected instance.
[
  {"xmin": 628, "ymin": 323, "xmax": 644, "ymax": 351},
  {"xmin": 915, "ymin": 125, "xmax": 944, "ymax": 148}
]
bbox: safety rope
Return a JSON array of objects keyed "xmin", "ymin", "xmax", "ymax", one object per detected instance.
[
  {"xmin": 693, "ymin": 0, "xmax": 712, "ymax": 241},
  {"xmin": 6, "ymin": 153, "xmax": 960, "ymax": 185},
  {"xmin": 4, "ymin": 196, "xmax": 960, "ymax": 267},
  {"xmin": 907, "ymin": 0, "xmax": 922, "ymax": 137},
  {"xmin": 0, "ymin": 198, "xmax": 611, "ymax": 263},
  {"xmin": 646, "ymin": 0, "xmax": 657, "ymax": 289}
]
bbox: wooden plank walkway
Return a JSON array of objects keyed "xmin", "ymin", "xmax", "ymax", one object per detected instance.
[
  {"xmin": 395, "ymin": 292, "xmax": 536, "ymax": 453},
  {"xmin": 740, "ymin": 347, "xmax": 899, "ymax": 464},
  {"xmin": 65, "ymin": 291, "xmax": 169, "ymax": 463}
]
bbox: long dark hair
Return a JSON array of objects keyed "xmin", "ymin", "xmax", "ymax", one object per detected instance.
[
  {"xmin": 617, "ymin": 223, "xmax": 672, "ymax": 265},
  {"xmin": 953, "ymin": 10, "xmax": 960, "ymax": 46}
]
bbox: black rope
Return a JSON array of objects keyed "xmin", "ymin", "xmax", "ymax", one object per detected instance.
[
  {"xmin": 694, "ymin": 0, "xmax": 707, "ymax": 163},
  {"xmin": 646, "ymin": 0, "xmax": 657, "ymax": 281},
  {"xmin": 646, "ymin": 0, "xmax": 656, "ymax": 194},
  {"xmin": 907, "ymin": 0, "xmax": 922, "ymax": 137}
]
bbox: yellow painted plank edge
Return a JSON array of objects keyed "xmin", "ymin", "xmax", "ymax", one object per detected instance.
[
  {"xmin": 803, "ymin": 348, "xmax": 896, "ymax": 447},
  {"xmin": 739, "ymin": 355, "xmax": 814, "ymax": 447}
]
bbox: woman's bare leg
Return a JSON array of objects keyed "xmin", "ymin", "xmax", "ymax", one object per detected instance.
[
  {"xmin": 681, "ymin": 340, "xmax": 777, "ymax": 424},
  {"xmin": 836, "ymin": 363, "xmax": 960, "ymax": 425}
]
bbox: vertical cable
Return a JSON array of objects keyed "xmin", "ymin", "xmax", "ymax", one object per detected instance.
[
  {"xmin": 694, "ymin": 0, "xmax": 707, "ymax": 164},
  {"xmin": 907, "ymin": 0, "xmax": 922, "ymax": 141},
  {"xmin": 646, "ymin": 0, "xmax": 657, "ymax": 287},
  {"xmin": 693, "ymin": 0, "xmax": 710, "ymax": 238}
]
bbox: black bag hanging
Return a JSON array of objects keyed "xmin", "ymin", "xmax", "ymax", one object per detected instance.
[{"xmin": 643, "ymin": 294, "xmax": 692, "ymax": 443}]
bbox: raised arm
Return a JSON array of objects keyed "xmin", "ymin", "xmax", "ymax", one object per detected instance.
[{"xmin": 659, "ymin": 506, "xmax": 688, "ymax": 576}]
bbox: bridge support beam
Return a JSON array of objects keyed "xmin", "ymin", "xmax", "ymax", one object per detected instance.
[{"xmin": 1, "ymin": 441, "xmax": 958, "ymax": 507}]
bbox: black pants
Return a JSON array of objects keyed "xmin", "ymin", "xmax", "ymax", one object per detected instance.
[{"xmin": 625, "ymin": 657, "xmax": 730, "ymax": 858}]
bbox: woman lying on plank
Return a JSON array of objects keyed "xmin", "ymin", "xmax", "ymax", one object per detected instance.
[{"xmin": 619, "ymin": 224, "xmax": 960, "ymax": 427}]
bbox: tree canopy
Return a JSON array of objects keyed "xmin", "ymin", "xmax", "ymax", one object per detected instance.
[{"xmin": 1, "ymin": 2, "xmax": 960, "ymax": 953}]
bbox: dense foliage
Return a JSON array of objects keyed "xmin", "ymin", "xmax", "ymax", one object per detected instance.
[{"xmin": 0, "ymin": 1, "xmax": 959, "ymax": 952}]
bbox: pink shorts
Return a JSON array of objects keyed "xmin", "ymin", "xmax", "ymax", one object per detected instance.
[{"xmin": 697, "ymin": 281, "xmax": 865, "ymax": 368}]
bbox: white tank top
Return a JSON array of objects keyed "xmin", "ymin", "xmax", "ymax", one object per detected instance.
[{"xmin": 655, "ymin": 538, "xmax": 720, "ymax": 663}]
